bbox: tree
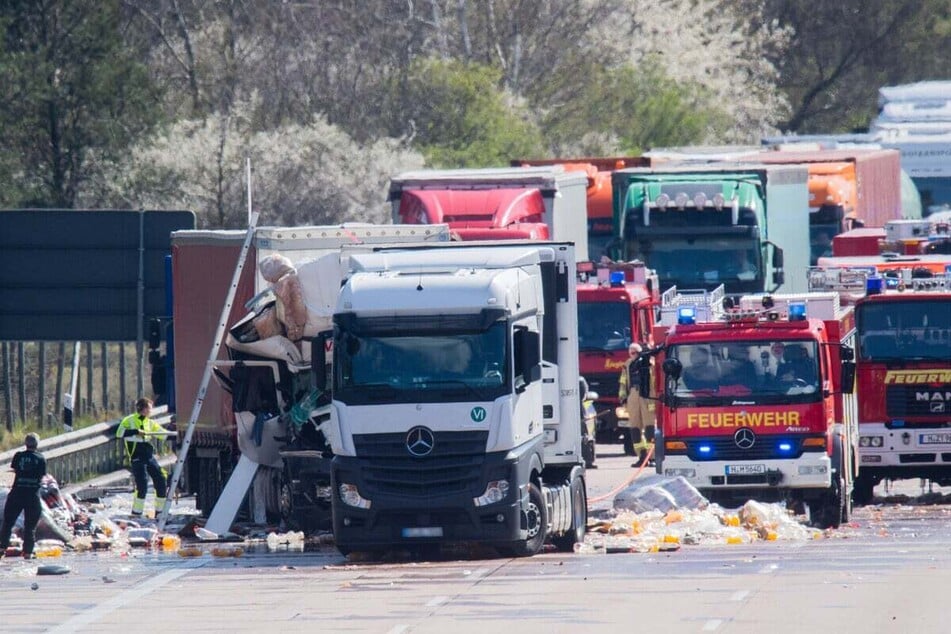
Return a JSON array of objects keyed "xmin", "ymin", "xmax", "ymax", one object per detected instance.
[
  {"xmin": 384, "ymin": 57, "xmax": 545, "ymax": 167},
  {"xmin": 755, "ymin": 0, "xmax": 951, "ymax": 133},
  {"xmin": 0, "ymin": 0, "xmax": 160, "ymax": 207},
  {"xmin": 81, "ymin": 97, "xmax": 425, "ymax": 228}
]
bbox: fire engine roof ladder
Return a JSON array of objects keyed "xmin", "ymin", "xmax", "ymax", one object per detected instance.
[{"xmin": 158, "ymin": 174, "xmax": 260, "ymax": 533}]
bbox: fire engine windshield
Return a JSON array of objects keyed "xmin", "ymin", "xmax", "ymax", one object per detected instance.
[
  {"xmin": 666, "ymin": 340, "xmax": 821, "ymax": 404},
  {"xmin": 857, "ymin": 300, "xmax": 951, "ymax": 361},
  {"xmin": 628, "ymin": 237, "xmax": 762, "ymax": 291},
  {"xmin": 333, "ymin": 323, "xmax": 509, "ymax": 405},
  {"xmin": 578, "ymin": 301, "xmax": 631, "ymax": 351}
]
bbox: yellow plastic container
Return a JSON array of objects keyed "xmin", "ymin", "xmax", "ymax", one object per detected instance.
[
  {"xmin": 161, "ymin": 535, "xmax": 182, "ymax": 551},
  {"xmin": 36, "ymin": 546, "xmax": 63, "ymax": 558},
  {"xmin": 725, "ymin": 535, "xmax": 744, "ymax": 545},
  {"xmin": 662, "ymin": 534, "xmax": 680, "ymax": 544},
  {"xmin": 724, "ymin": 514, "xmax": 740, "ymax": 527}
]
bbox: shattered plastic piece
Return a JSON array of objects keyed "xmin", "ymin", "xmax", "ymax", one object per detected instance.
[
  {"xmin": 177, "ymin": 547, "xmax": 204, "ymax": 558},
  {"xmin": 614, "ymin": 475, "xmax": 708, "ymax": 513},
  {"xmin": 266, "ymin": 531, "xmax": 305, "ymax": 551},
  {"xmin": 194, "ymin": 527, "xmax": 218, "ymax": 541}
]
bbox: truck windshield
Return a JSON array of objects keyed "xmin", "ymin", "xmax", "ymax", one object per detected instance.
[
  {"xmin": 628, "ymin": 237, "xmax": 762, "ymax": 291},
  {"xmin": 578, "ymin": 301, "xmax": 630, "ymax": 351},
  {"xmin": 334, "ymin": 322, "xmax": 509, "ymax": 405},
  {"xmin": 857, "ymin": 299, "xmax": 951, "ymax": 361},
  {"xmin": 666, "ymin": 340, "xmax": 821, "ymax": 405}
]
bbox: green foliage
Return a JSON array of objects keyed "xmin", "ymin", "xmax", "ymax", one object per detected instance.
[
  {"xmin": 388, "ymin": 58, "xmax": 545, "ymax": 168},
  {"xmin": 0, "ymin": 0, "xmax": 161, "ymax": 207},
  {"xmin": 539, "ymin": 62, "xmax": 731, "ymax": 155}
]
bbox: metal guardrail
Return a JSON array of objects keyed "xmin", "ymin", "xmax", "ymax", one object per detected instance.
[{"xmin": 0, "ymin": 406, "xmax": 175, "ymax": 487}]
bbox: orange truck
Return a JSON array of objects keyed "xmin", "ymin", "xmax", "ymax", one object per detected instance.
[{"xmin": 736, "ymin": 149, "xmax": 904, "ymax": 264}]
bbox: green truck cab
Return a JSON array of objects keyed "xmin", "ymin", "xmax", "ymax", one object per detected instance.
[{"xmin": 611, "ymin": 165, "xmax": 810, "ymax": 295}]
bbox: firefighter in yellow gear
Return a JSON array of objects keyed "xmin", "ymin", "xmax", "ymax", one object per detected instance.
[
  {"xmin": 116, "ymin": 398, "xmax": 170, "ymax": 517},
  {"xmin": 618, "ymin": 343, "xmax": 656, "ymax": 467}
]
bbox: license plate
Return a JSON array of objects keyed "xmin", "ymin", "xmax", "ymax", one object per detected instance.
[
  {"xmin": 726, "ymin": 464, "xmax": 766, "ymax": 475},
  {"xmin": 401, "ymin": 527, "xmax": 443, "ymax": 538},
  {"xmin": 919, "ymin": 433, "xmax": 951, "ymax": 445}
]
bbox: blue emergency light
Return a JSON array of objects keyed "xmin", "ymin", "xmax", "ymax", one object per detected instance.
[
  {"xmin": 885, "ymin": 277, "xmax": 900, "ymax": 289},
  {"xmin": 866, "ymin": 276, "xmax": 884, "ymax": 295},
  {"xmin": 677, "ymin": 305, "xmax": 697, "ymax": 325},
  {"xmin": 788, "ymin": 302, "xmax": 807, "ymax": 321},
  {"xmin": 610, "ymin": 271, "xmax": 625, "ymax": 287},
  {"xmin": 778, "ymin": 442, "xmax": 793, "ymax": 452},
  {"xmin": 698, "ymin": 445, "xmax": 712, "ymax": 455}
]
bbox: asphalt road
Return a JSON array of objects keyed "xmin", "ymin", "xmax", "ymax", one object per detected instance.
[{"xmin": 3, "ymin": 444, "xmax": 951, "ymax": 633}]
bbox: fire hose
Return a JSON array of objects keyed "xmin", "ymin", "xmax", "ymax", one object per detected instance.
[{"xmin": 586, "ymin": 445, "xmax": 655, "ymax": 507}]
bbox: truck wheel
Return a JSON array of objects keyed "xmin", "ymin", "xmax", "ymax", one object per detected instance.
[
  {"xmin": 810, "ymin": 474, "xmax": 845, "ymax": 530},
  {"xmin": 500, "ymin": 482, "xmax": 548, "ymax": 557},
  {"xmin": 851, "ymin": 474, "xmax": 876, "ymax": 506},
  {"xmin": 582, "ymin": 438, "xmax": 597, "ymax": 469},
  {"xmin": 551, "ymin": 477, "xmax": 587, "ymax": 552}
]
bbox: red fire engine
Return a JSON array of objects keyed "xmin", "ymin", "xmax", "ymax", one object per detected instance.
[
  {"xmin": 651, "ymin": 285, "xmax": 858, "ymax": 528},
  {"xmin": 808, "ymin": 262, "xmax": 951, "ymax": 504},
  {"xmin": 576, "ymin": 261, "xmax": 659, "ymax": 451}
]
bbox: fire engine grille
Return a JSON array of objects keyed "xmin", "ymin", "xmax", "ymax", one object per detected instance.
[
  {"xmin": 886, "ymin": 385, "xmax": 951, "ymax": 418},
  {"xmin": 586, "ymin": 373, "xmax": 620, "ymax": 397},
  {"xmin": 353, "ymin": 431, "xmax": 489, "ymax": 498},
  {"xmin": 685, "ymin": 437, "xmax": 805, "ymax": 461}
]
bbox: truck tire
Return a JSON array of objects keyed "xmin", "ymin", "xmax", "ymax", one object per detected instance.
[
  {"xmin": 499, "ymin": 482, "xmax": 548, "ymax": 557},
  {"xmin": 810, "ymin": 473, "xmax": 845, "ymax": 530},
  {"xmin": 582, "ymin": 437, "xmax": 597, "ymax": 469},
  {"xmin": 851, "ymin": 474, "xmax": 876, "ymax": 506},
  {"xmin": 551, "ymin": 477, "xmax": 587, "ymax": 552}
]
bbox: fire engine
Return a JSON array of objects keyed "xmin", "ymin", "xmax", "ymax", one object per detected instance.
[
  {"xmin": 651, "ymin": 285, "xmax": 858, "ymax": 528},
  {"xmin": 575, "ymin": 260, "xmax": 659, "ymax": 450},
  {"xmin": 808, "ymin": 262, "xmax": 951, "ymax": 504}
]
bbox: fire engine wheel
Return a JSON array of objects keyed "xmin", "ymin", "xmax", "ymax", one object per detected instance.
[
  {"xmin": 851, "ymin": 474, "xmax": 876, "ymax": 506},
  {"xmin": 810, "ymin": 474, "xmax": 845, "ymax": 530},
  {"xmin": 499, "ymin": 482, "xmax": 548, "ymax": 557},
  {"xmin": 552, "ymin": 477, "xmax": 587, "ymax": 552}
]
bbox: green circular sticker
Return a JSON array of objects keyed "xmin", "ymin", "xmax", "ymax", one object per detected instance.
[{"xmin": 470, "ymin": 406, "xmax": 487, "ymax": 422}]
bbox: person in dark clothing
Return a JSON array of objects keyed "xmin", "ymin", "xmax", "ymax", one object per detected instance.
[{"xmin": 0, "ymin": 433, "xmax": 47, "ymax": 560}]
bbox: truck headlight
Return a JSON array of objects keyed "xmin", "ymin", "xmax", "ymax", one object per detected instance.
[
  {"xmin": 474, "ymin": 480, "xmax": 510, "ymax": 507},
  {"xmin": 338, "ymin": 483, "xmax": 371, "ymax": 509}
]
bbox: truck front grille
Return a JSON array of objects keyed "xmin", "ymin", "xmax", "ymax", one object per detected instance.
[
  {"xmin": 886, "ymin": 385, "xmax": 951, "ymax": 418},
  {"xmin": 353, "ymin": 431, "xmax": 489, "ymax": 498},
  {"xmin": 686, "ymin": 437, "xmax": 805, "ymax": 461}
]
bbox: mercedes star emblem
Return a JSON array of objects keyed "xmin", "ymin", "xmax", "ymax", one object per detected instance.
[
  {"xmin": 405, "ymin": 426, "xmax": 435, "ymax": 457},
  {"xmin": 734, "ymin": 427, "xmax": 756, "ymax": 450}
]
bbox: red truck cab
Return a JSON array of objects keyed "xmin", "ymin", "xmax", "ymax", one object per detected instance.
[{"xmin": 575, "ymin": 261, "xmax": 659, "ymax": 445}]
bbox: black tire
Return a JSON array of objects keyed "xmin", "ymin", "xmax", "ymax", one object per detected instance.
[
  {"xmin": 552, "ymin": 477, "xmax": 587, "ymax": 552},
  {"xmin": 810, "ymin": 474, "xmax": 845, "ymax": 530},
  {"xmin": 852, "ymin": 474, "xmax": 876, "ymax": 506},
  {"xmin": 500, "ymin": 482, "xmax": 548, "ymax": 557},
  {"xmin": 582, "ymin": 438, "xmax": 597, "ymax": 469}
]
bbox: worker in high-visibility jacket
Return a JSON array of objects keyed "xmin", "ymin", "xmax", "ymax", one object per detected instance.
[
  {"xmin": 618, "ymin": 343, "xmax": 656, "ymax": 467},
  {"xmin": 116, "ymin": 397, "xmax": 170, "ymax": 517}
]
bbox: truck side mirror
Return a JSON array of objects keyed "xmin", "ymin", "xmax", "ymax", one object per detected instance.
[
  {"xmin": 841, "ymin": 361, "xmax": 856, "ymax": 394},
  {"xmin": 311, "ymin": 331, "xmax": 331, "ymax": 392},
  {"xmin": 662, "ymin": 357, "xmax": 682, "ymax": 381},
  {"xmin": 514, "ymin": 328, "xmax": 541, "ymax": 391},
  {"xmin": 770, "ymin": 244, "xmax": 785, "ymax": 287}
]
